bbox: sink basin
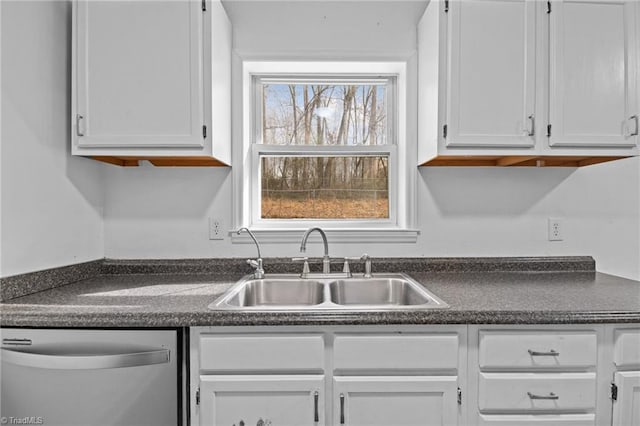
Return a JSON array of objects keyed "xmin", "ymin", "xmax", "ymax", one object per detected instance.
[
  {"xmin": 217, "ymin": 278, "xmax": 324, "ymax": 308},
  {"xmin": 329, "ymin": 278, "xmax": 438, "ymax": 306},
  {"xmin": 209, "ymin": 273, "xmax": 448, "ymax": 311}
]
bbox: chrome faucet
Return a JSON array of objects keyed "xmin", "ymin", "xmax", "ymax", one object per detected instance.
[
  {"xmin": 237, "ymin": 227, "xmax": 264, "ymax": 279},
  {"xmin": 299, "ymin": 227, "xmax": 330, "ymax": 274}
]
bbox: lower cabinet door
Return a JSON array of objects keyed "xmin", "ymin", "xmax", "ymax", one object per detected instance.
[
  {"xmin": 333, "ymin": 376, "xmax": 458, "ymax": 426},
  {"xmin": 199, "ymin": 375, "xmax": 325, "ymax": 426},
  {"xmin": 612, "ymin": 371, "xmax": 640, "ymax": 426}
]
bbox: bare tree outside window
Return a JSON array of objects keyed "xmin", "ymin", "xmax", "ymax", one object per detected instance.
[{"xmin": 259, "ymin": 83, "xmax": 390, "ymax": 219}]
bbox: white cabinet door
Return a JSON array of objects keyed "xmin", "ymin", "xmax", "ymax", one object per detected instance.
[
  {"xmin": 548, "ymin": 0, "xmax": 639, "ymax": 148},
  {"xmin": 612, "ymin": 371, "xmax": 640, "ymax": 426},
  {"xmin": 199, "ymin": 375, "xmax": 324, "ymax": 426},
  {"xmin": 334, "ymin": 376, "xmax": 458, "ymax": 426},
  {"xmin": 446, "ymin": 0, "xmax": 537, "ymax": 148},
  {"xmin": 73, "ymin": 0, "xmax": 204, "ymax": 151}
]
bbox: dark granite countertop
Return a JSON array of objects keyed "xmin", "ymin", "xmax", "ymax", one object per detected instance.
[{"xmin": 1, "ymin": 263, "xmax": 639, "ymax": 327}]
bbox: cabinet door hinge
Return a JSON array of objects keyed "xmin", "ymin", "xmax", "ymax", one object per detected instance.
[
  {"xmin": 457, "ymin": 387, "xmax": 462, "ymax": 405},
  {"xmin": 611, "ymin": 383, "xmax": 618, "ymax": 401},
  {"xmin": 443, "ymin": 124, "xmax": 448, "ymax": 139},
  {"xmin": 203, "ymin": 125, "xmax": 207, "ymax": 139},
  {"xmin": 546, "ymin": 124, "xmax": 552, "ymax": 137},
  {"xmin": 445, "ymin": 0, "xmax": 449, "ymax": 13},
  {"xmin": 196, "ymin": 387, "xmax": 200, "ymax": 405},
  {"xmin": 546, "ymin": 1, "xmax": 551, "ymax": 13},
  {"xmin": 202, "ymin": 0, "xmax": 206, "ymax": 12}
]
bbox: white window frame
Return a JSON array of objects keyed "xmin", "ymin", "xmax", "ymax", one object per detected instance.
[{"xmin": 233, "ymin": 61, "xmax": 417, "ymax": 244}]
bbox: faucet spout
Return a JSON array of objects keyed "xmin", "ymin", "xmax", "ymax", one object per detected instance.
[
  {"xmin": 300, "ymin": 227, "xmax": 330, "ymax": 273},
  {"xmin": 237, "ymin": 227, "xmax": 264, "ymax": 279},
  {"xmin": 237, "ymin": 227, "xmax": 262, "ymax": 259}
]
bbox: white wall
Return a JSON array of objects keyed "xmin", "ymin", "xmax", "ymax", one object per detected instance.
[
  {"xmin": 0, "ymin": 1, "xmax": 105, "ymax": 278},
  {"xmin": 223, "ymin": 0, "xmax": 427, "ymax": 59},
  {"xmin": 103, "ymin": 157, "xmax": 640, "ymax": 281},
  {"xmin": 417, "ymin": 157, "xmax": 640, "ymax": 280}
]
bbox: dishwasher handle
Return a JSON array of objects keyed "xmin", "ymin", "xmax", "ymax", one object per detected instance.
[{"xmin": 1, "ymin": 347, "xmax": 170, "ymax": 370}]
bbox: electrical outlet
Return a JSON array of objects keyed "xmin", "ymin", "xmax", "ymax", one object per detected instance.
[
  {"xmin": 209, "ymin": 217, "xmax": 224, "ymax": 240},
  {"xmin": 548, "ymin": 218, "xmax": 563, "ymax": 241}
]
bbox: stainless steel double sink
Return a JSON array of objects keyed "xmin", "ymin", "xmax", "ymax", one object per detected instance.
[{"xmin": 208, "ymin": 273, "xmax": 449, "ymax": 311}]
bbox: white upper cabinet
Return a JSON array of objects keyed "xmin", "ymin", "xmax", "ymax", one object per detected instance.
[
  {"xmin": 548, "ymin": 0, "xmax": 638, "ymax": 149},
  {"xmin": 72, "ymin": 0, "xmax": 231, "ymax": 165},
  {"xmin": 446, "ymin": 0, "xmax": 537, "ymax": 149},
  {"xmin": 74, "ymin": 0, "xmax": 204, "ymax": 149},
  {"xmin": 418, "ymin": 0, "xmax": 639, "ymax": 166}
]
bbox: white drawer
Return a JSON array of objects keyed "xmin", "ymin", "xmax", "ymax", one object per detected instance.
[
  {"xmin": 333, "ymin": 333, "xmax": 458, "ymax": 371},
  {"xmin": 479, "ymin": 414, "xmax": 594, "ymax": 425},
  {"xmin": 478, "ymin": 372, "xmax": 596, "ymax": 412},
  {"xmin": 614, "ymin": 329, "xmax": 640, "ymax": 368},
  {"xmin": 199, "ymin": 334, "xmax": 324, "ymax": 372},
  {"xmin": 479, "ymin": 331, "xmax": 597, "ymax": 370}
]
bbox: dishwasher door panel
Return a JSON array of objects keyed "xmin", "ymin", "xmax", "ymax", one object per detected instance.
[{"xmin": 0, "ymin": 329, "xmax": 178, "ymax": 426}]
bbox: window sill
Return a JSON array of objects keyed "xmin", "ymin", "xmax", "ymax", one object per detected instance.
[{"xmin": 230, "ymin": 228, "xmax": 419, "ymax": 245}]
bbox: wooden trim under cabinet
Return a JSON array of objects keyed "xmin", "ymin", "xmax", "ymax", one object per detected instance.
[
  {"xmin": 420, "ymin": 155, "xmax": 631, "ymax": 167},
  {"xmin": 90, "ymin": 156, "xmax": 229, "ymax": 167}
]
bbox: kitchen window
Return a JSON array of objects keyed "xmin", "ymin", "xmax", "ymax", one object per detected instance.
[{"xmin": 234, "ymin": 62, "xmax": 417, "ymax": 243}]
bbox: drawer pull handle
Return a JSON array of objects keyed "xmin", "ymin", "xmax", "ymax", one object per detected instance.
[
  {"xmin": 314, "ymin": 391, "xmax": 319, "ymax": 423},
  {"xmin": 528, "ymin": 392, "xmax": 559, "ymax": 400},
  {"xmin": 528, "ymin": 349, "xmax": 559, "ymax": 356},
  {"xmin": 340, "ymin": 393, "xmax": 345, "ymax": 424}
]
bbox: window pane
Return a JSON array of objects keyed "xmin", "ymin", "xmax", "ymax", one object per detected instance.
[
  {"xmin": 261, "ymin": 156, "xmax": 389, "ymax": 219},
  {"xmin": 261, "ymin": 83, "xmax": 387, "ymax": 146}
]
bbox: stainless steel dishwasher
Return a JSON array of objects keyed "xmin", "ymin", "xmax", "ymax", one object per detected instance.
[{"xmin": 0, "ymin": 328, "xmax": 180, "ymax": 426}]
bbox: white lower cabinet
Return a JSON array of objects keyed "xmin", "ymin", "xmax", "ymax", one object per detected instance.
[
  {"xmin": 191, "ymin": 326, "xmax": 464, "ymax": 426},
  {"xmin": 199, "ymin": 375, "xmax": 324, "ymax": 426},
  {"xmin": 334, "ymin": 376, "xmax": 458, "ymax": 426},
  {"xmin": 191, "ymin": 324, "xmax": 640, "ymax": 426}
]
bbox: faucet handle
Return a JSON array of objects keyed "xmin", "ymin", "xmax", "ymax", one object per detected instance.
[
  {"xmin": 342, "ymin": 258, "xmax": 351, "ymax": 275},
  {"xmin": 292, "ymin": 257, "xmax": 310, "ymax": 278},
  {"xmin": 246, "ymin": 258, "xmax": 264, "ymax": 279},
  {"xmin": 343, "ymin": 256, "xmax": 361, "ymax": 275},
  {"xmin": 361, "ymin": 253, "xmax": 372, "ymax": 278}
]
